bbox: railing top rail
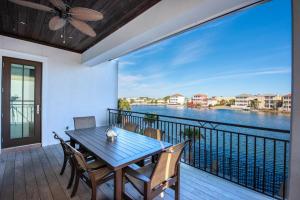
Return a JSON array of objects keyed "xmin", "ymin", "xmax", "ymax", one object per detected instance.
[{"xmin": 108, "ymin": 108, "xmax": 290, "ymax": 134}]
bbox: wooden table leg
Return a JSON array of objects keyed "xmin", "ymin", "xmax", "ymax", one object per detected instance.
[
  {"xmin": 114, "ymin": 168, "xmax": 123, "ymax": 200},
  {"xmin": 70, "ymin": 139, "xmax": 75, "ymax": 147}
]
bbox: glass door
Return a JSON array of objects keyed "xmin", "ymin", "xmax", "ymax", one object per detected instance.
[{"xmin": 2, "ymin": 57, "xmax": 42, "ymax": 148}]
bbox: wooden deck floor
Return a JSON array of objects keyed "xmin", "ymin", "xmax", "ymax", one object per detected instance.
[{"xmin": 0, "ymin": 144, "xmax": 275, "ymax": 200}]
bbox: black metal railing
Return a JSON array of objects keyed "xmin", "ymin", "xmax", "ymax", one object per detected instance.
[{"xmin": 107, "ymin": 108, "xmax": 290, "ymax": 200}]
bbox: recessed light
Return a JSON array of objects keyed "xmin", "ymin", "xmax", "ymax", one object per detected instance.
[
  {"xmin": 19, "ymin": 21, "xmax": 26, "ymax": 25},
  {"xmin": 68, "ymin": 36, "xmax": 73, "ymax": 39}
]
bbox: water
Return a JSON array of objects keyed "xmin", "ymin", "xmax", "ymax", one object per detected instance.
[
  {"xmin": 131, "ymin": 105, "xmax": 291, "ymax": 130},
  {"xmin": 128, "ymin": 105, "xmax": 290, "ymax": 196}
]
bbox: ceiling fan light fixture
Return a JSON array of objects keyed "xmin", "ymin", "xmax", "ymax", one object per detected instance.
[{"xmin": 9, "ymin": 0, "xmax": 103, "ymax": 38}]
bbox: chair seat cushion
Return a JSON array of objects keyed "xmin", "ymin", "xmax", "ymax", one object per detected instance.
[
  {"xmin": 89, "ymin": 167, "xmax": 113, "ymax": 182},
  {"xmin": 87, "ymin": 159, "xmax": 106, "ymax": 170},
  {"xmin": 125, "ymin": 163, "xmax": 155, "ymax": 194}
]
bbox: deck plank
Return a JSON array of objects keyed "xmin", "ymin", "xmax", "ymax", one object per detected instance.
[
  {"xmin": 0, "ymin": 144, "xmax": 276, "ymax": 200},
  {"xmin": 23, "ymin": 149, "xmax": 40, "ymax": 200},
  {"xmin": 43, "ymin": 146, "xmax": 81, "ymax": 200},
  {"xmin": 50, "ymin": 144, "xmax": 92, "ymax": 200},
  {"xmin": 30, "ymin": 148, "xmax": 53, "ymax": 200},
  {"xmin": 14, "ymin": 150, "xmax": 27, "ymax": 200},
  {"xmin": 0, "ymin": 151, "xmax": 16, "ymax": 200},
  {"xmin": 0, "ymin": 151, "xmax": 8, "ymax": 198}
]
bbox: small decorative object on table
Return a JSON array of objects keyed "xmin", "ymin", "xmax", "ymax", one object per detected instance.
[{"xmin": 106, "ymin": 126, "xmax": 118, "ymax": 142}]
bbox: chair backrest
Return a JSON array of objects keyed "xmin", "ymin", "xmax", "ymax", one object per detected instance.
[
  {"xmin": 65, "ymin": 143, "xmax": 89, "ymax": 171},
  {"xmin": 73, "ymin": 116, "xmax": 96, "ymax": 130},
  {"xmin": 150, "ymin": 140, "xmax": 189, "ymax": 189},
  {"xmin": 52, "ymin": 131, "xmax": 72, "ymax": 155},
  {"xmin": 123, "ymin": 122, "xmax": 139, "ymax": 132},
  {"xmin": 144, "ymin": 127, "xmax": 162, "ymax": 141}
]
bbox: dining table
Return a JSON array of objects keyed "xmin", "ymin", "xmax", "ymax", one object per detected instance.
[{"xmin": 65, "ymin": 126, "xmax": 172, "ymax": 200}]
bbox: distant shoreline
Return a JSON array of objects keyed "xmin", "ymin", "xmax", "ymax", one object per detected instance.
[{"xmin": 131, "ymin": 104, "xmax": 291, "ymax": 116}]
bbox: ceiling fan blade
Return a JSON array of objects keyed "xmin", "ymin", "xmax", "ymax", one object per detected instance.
[
  {"xmin": 70, "ymin": 7, "xmax": 103, "ymax": 21},
  {"xmin": 69, "ymin": 18, "xmax": 96, "ymax": 37},
  {"xmin": 49, "ymin": 16, "xmax": 66, "ymax": 30},
  {"xmin": 9, "ymin": 0, "xmax": 54, "ymax": 12},
  {"xmin": 49, "ymin": 0, "xmax": 66, "ymax": 11}
]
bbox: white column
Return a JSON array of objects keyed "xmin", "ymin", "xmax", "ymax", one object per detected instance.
[{"xmin": 288, "ymin": 0, "xmax": 300, "ymax": 199}]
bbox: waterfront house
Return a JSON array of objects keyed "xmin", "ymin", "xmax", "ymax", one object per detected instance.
[
  {"xmin": 207, "ymin": 97, "xmax": 218, "ymax": 107},
  {"xmin": 261, "ymin": 94, "xmax": 283, "ymax": 110},
  {"xmin": 282, "ymin": 94, "xmax": 292, "ymax": 112},
  {"xmin": 0, "ymin": 1, "xmax": 299, "ymax": 200},
  {"xmin": 191, "ymin": 93, "xmax": 208, "ymax": 107},
  {"xmin": 232, "ymin": 94, "xmax": 254, "ymax": 109},
  {"xmin": 169, "ymin": 94, "xmax": 185, "ymax": 105}
]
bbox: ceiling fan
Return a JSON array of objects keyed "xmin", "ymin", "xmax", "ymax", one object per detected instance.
[{"xmin": 8, "ymin": 0, "xmax": 103, "ymax": 39}]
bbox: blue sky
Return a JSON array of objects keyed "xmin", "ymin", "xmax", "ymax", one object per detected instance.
[{"xmin": 118, "ymin": 0, "xmax": 291, "ymax": 98}]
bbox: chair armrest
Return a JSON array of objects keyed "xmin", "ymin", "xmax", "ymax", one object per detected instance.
[{"xmin": 125, "ymin": 165, "xmax": 151, "ymax": 183}]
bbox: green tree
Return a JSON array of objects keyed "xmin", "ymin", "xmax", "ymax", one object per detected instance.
[
  {"xmin": 163, "ymin": 96, "xmax": 170, "ymax": 103},
  {"xmin": 118, "ymin": 99, "xmax": 131, "ymax": 111},
  {"xmin": 219, "ymin": 99, "xmax": 226, "ymax": 106},
  {"xmin": 143, "ymin": 113, "xmax": 158, "ymax": 126},
  {"xmin": 228, "ymin": 99, "xmax": 235, "ymax": 106},
  {"xmin": 250, "ymin": 99, "xmax": 260, "ymax": 110}
]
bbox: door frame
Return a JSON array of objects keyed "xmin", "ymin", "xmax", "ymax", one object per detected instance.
[{"xmin": 1, "ymin": 56, "xmax": 42, "ymax": 148}]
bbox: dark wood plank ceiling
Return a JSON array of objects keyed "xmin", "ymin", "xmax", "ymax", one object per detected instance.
[{"xmin": 0, "ymin": 0, "xmax": 161, "ymax": 53}]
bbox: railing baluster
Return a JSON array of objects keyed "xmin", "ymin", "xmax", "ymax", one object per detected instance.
[
  {"xmin": 216, "ymin": 130, "xmax": 219, "ymax": 175},
  {"xmin": 204, "ymin": 128, "xmax": 207, "ymax": 171},
  {"xmin": 283, "ymin": 141, "xmax": 287, "ymax": 199},
  {"xmin": 210, "ymin": 129, "xmax": 213, "ymax": 173},
  {"xmin": 223, "ymin": 131, "xmax": 225, "ymax": 178},
  {"xmin": 107, "ymin": 109, "xmax": 290, "ymax": 198},
  {"xmin": 230, "ymin": 132, "xmax": 233, "ymax": 181},
  {"xmin": 254, "ymin": 137, "xmax": 257, "ymax": 190},
  {"xmin": 246, "ymin": 135, "xmax": 248, "ymax": 187},
  {"xmin": 263, "ymin": 138, "xmax": 266, "ymax": 193},
  {"xmin": 272, "ymin": 140, "xmax": 276, "ymax": 196},
  {"xmin": 238, "ymin": 134, "xmax": 240, "ymax": 184},
  {"xmin": 193, "ymin": 126, "xmax": 196, "ymax": 166}
]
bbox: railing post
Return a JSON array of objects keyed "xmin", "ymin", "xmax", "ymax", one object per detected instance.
[{"xmin": 108, "ymin": 109, "xmax": 111, "ymax": 126}]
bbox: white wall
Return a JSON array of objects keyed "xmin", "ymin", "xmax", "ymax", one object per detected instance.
[
  {"xmin": 288, "ymin": 0, "xmax": 300, "ymax": 199},
  {"xmin": 0, "ymin": 35, "xmax": 118, "ymax": 149}
]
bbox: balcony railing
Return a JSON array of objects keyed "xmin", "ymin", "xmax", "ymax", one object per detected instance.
[{"xmin": 108, "ymin": 108, "xmax": 290, "ymax": 200}]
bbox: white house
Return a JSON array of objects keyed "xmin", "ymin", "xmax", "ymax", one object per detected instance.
[
  {"xmin": 282, "ymin": 94, "xmax": 292, "ymax": 112},
  {"xmin": 207, "ymin": 98, "xmax": 218, "ymax": 106},
  {"xmin": 191, "ymin": 93, "xmax": 208, "ymax": 106},
  {"xmin": 169, "ymin": 94, "xmax": 185, "ymax": 105},
  {"xmin": 232, "ymin": 94, "xmax": 254, "ymax": 109}
]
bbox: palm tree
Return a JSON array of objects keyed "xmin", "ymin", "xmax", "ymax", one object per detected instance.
[
  {"xmin": 181, "ymin": 128, "xmax": 205, "ymax": 163},
  {"xmin": 117, "ymin": 99, "xmax": 131, "ymax": 124},
  {"xmin": 143, "ymin": 113, "xmax": 158, "ymax": 127},
  {"xmin": 250, "ymin": 99, "xmax": 260, "ymax": 110}
]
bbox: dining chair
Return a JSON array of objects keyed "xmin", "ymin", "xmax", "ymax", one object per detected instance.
[
  {"xmin": 124, "ymin": 140, "xmax": 189, "ymax": 200},
  {"xmin": 52, "ymin": 132, "xmax": 100, "ymax": 189},
  {"xmin": 144, "ymin": 127, "xmax": 162, "ymax": 141},
  {"xmin": 143, "ymin": 127, "xmax": 163, "ymax": 164},
  {"xmin": 73, "ymin": 116, "xmax": 96, "ymax": 157},
  {"xmin": 66, "ymin": 143, "xmax": 113, "ymax": 200},
  {"xmin": 52, "ymin": 132, "xmax": 73, "ymax": 176},
  {"xmin": 73, "ymin": 116, "xmax": 96, "ymax": 130},
  {"xmin": 123, "ymin": 122, "xmax": 139, "ymax": 132}
]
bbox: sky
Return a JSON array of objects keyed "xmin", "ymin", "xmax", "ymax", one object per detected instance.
[{"xmin": 117, "ymin": 0, "xmax": 291, "ymax": 98}]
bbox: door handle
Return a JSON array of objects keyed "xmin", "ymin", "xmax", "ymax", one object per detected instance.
[{"xmin": 36, "ymin": 104, "xmax": 40, "ymax": 115}]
